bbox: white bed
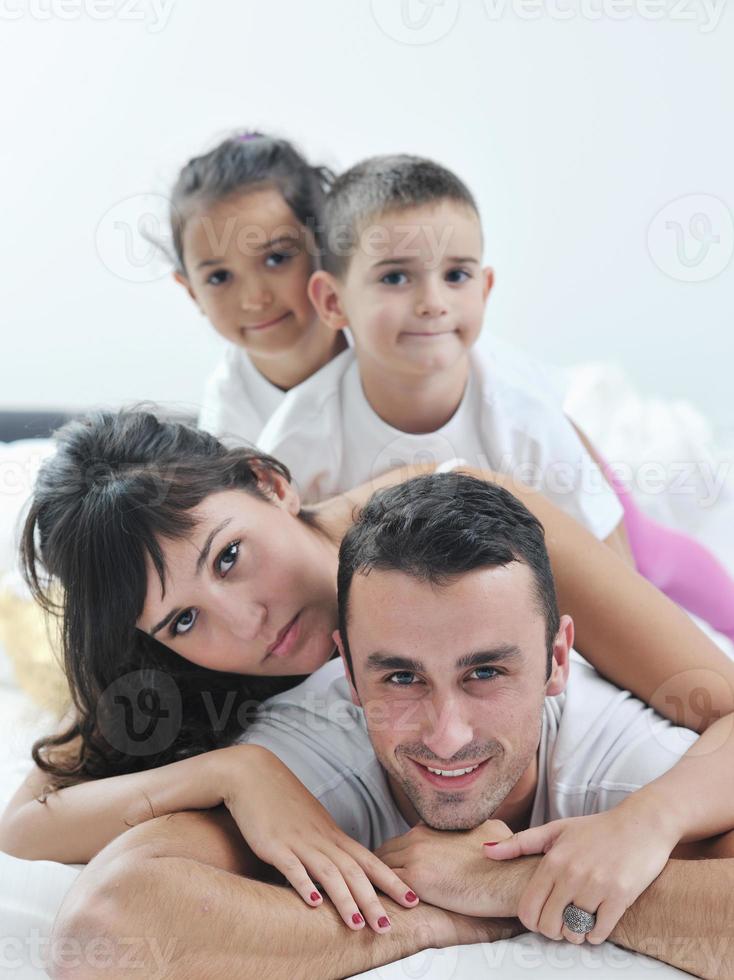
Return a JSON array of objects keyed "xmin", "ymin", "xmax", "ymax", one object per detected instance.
[{"xmin": 1, "ymin": 371, "xmax": 732, "ymax": 979}]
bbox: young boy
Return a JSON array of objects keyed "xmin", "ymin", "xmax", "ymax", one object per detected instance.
[{"xmin": 257, "ymin": 154, "xmax": 626, "ymax": 547}]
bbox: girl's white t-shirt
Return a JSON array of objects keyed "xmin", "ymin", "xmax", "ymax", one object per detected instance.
[
  {"xmin": 198, "ymin": 345, "xmax": 286, "ymax": 445},
  {"xmin": 257, "ymin": 342, "xmax": 623, "ymax": 540}
]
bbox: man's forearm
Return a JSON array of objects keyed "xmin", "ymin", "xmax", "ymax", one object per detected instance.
[
  {"xmin": 611, "ymin": 858, "xmax": 734, "ymax": 980},
  {"xmin": 51, "ymin": 813, "xmax": 519, "ymax": 980}
]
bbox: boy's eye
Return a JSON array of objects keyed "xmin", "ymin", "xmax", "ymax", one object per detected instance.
[
  {"xmin": 207, "ymin": 269, "xmax": 231, "ymax": 286},
  {"xmin": 446, "ymin": 268, "xmax": 470, "ymax": 284},
  {"xmin": 468, "ymin": 666, "xmax": 499, "ymax": 681},
  {"xmin": 381, "ymin": 271, "xmax": 408, "ymax": 286},
  {"xmin": 216, "ymin": 541, "xmax": 240, "ymax": 577},
  {"xmin": 387, "ymin": 671, "xmax": 417, "ymax": 686},
  {"xmin": 172, "ymin": 608, "xmax": 198, "ymax": 637}
]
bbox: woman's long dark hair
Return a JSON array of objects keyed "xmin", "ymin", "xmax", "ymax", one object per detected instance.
[{"xmin": 22, "ymin": 410, "xmax": 313, "ymax": 789}]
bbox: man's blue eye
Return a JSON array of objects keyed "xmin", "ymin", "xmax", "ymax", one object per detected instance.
[
  {"xmin": 207, "ymin": 269, "xmax": 230, "ymax": 286},
  {"xmin": 381, "ymin": 271, "xmax": 407, "ymax": 286},
  {"xmin": 388, "ymin": 671, "xmax": 415, "ymax": 685},
  {"xmin": 470, "ymin": 667, "xmax": 498, "ymax": 681}
]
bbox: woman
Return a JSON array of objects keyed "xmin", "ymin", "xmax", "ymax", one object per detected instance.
[{"xmin": 2, "ymin": 409, "xmax": 733, "ymax": 935}]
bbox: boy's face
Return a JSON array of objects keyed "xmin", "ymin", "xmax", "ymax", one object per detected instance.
[{"xmin": 320, "ymin": 201, "xmax": 492, "ymax": 379}]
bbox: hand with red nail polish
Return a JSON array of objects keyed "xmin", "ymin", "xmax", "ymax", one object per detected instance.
[{"xmin": 220, "ymin": 745, "xmax": 418, "ymax": 934}]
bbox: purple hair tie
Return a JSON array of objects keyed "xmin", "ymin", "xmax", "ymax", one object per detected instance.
[{"xmin": 236, "ymin": 131, "xmax": 263, "ymax": 142}]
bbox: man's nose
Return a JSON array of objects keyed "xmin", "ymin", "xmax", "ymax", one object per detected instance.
[{"xmin": 421, "ymin": 693, "xmax": 474, "ymax": 761}]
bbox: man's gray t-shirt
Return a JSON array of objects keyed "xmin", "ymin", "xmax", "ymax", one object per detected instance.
[{"xmin": 241, "ymin": 655, "xmax": 698, "ymax": 849}]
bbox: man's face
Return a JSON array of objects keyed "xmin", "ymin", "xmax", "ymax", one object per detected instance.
[{"xmin": 337, "ymin": 564, "xmax": 570, "ymax": 831}]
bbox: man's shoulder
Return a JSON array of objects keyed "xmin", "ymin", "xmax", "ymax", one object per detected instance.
[{"xmin": 536, "ymin": 657, "xmax": 698, "ymax": 821}]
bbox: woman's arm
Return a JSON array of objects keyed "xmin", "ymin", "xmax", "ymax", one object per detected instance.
[
  {"xmin": 0, "ymin": 743, "xmax": 259, "ymax": 863},
  {"xmin": 323, "ymin": 463, "xmax": 734, "ymax": 731}
]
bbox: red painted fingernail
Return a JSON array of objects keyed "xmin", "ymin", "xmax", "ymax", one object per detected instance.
[
  {"xmin": 405, "ymin": 891, "xmax": 418, "ymax": 903},
  {"xmin": 352, "ymin": 913, "xmax": 364, "ymax": 925},
  {"xmin": 483, "ymin": 841, "xmax": 498, "ymax": 846},
  {"xmin": 310, "ymin": 891, "xmax": 321, "ymax": 902},
  {"xmin": 378, "ymin": 916, "xmax": 391, "ymax": 929}
]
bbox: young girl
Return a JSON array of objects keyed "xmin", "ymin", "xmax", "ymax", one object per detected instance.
[
  {"xmin": 1, "ymin": 410, "xmax": 734, "ymax": 941},
  {"xmin": 170, "ymin": 131, "xmax": 347, "ymax": 443},
  {"xmin": 176, "ymin": 133, "xmax": 734, "ymax": 643}
]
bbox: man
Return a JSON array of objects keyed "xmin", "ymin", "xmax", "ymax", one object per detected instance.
[{"xmin": 51, "ymin": 475, "xmax": 734, "ymax": 980}]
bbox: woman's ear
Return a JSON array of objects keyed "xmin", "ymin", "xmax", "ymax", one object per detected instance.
[
  {"xmin": 308, "ymin": 270, "xmax": 349, "ymax": 331},
  {"xmin": 252, "ymin": 465, "xmax": 302, "ymax": 515}
]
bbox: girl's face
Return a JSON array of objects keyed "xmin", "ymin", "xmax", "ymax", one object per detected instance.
[
  {"xmin": 136, "ymin": 482, "xmax": 339, "ymax": 677},
  {"xmin": 177, "ymin": 187, "xmax": 321, "ymax": 361}
]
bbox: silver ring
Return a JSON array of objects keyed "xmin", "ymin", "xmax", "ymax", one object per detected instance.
[{"xmin": 563, "ymin": 904, "xmax": 596, "ymax": 934}]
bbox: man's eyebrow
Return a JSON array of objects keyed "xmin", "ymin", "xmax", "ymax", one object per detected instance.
[
  {"xmin": 365, "ymin": 645, "xmax": 523, "ymax": 673},
  {"xmin": 366, "ymin": 653, "xmax": 425, "ymax": 672},
  {"xmin": 455, "ymin": 646, "xmax": 523, "ymax": 670},
  {"xmin": 147, "ymin": 518, "xmax": 232, "ymax": 637}
]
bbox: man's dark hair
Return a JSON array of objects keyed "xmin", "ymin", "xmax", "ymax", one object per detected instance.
[
  {"xmin": 322, "ymin": 153, "xmax": 480, "ymax": 278},
  {"xmin": 337, "ymin": 474, "xmax": 560, "ymax": 680}
]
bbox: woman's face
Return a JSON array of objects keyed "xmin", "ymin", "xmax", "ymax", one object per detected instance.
[
  {"xmin": 177, "ymin": 187, "xmax": 322, "ymax": 361},
  {"xmin": 136, "ymin": 482, "xmax": 339, "ymax": 677}
]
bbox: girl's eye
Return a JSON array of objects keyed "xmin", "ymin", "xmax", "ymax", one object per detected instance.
[
  {"xmin": 172, "ymin": 608, "xmax": 198, "ymax": 637},
  {"xmin": 387, "ymin": 671, "xmax": 417, "ymax": 686},
  {"xmin": 469, "ymin": 666, "xmax": 499, "ymax": 681},
  {"xmin": 207, "ymin": 269, "xmax": 231, "ymax": 286},
  {"xmin": 216, "ymin": 541, "xmax": 240, "ymax": 577},
  {"xmin": 446, "ymin": 268, "xmax": 470, "ymax": 284},
  {"xmin": 381, "ymin": 271, "xmax": 407, "ymax": 286},
  {"xmin": 265, "ymin": 250, "xmax": 294, "ymax": 268}
]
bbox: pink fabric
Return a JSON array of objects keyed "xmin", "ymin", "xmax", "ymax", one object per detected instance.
[{"xmin": 603, "ymin": 461, "xmax": 734, "ymax": 642}]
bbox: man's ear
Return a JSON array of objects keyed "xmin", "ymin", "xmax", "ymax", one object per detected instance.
[
  {"xmin": 251, "ymin": 465, "xmax": 302, "ymax": 516},
  {"xmin": 481, "ymin": 266, "xmax": 495, "ymax": 302},
  {"xmin": 308, "ymin": 270, "xmax": 349, "ymax": 331},
  {"xmin": 333, "ymin": 629, "xmax": 361, "ymax": 707},
  {"xmin": 545, "ymin": 614, "xmax": 574, "ymax": 697},
  {"xmin": 174, "ymin": 270, "xmax": 202, "ymax": 311}
]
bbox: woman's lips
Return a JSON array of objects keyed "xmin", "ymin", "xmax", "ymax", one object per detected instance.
[
  {"xmin": 266, "ymin": 612, "xmax": 302, "ymax": 658},
  {"xmin": 242, "ymin": 312, "xmax": 291, "ymax": 332}
]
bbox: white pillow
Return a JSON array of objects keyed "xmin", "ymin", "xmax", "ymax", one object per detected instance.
[{"xmin": 0, "ymin": 439, "xmax": 56, "ymax": 577}]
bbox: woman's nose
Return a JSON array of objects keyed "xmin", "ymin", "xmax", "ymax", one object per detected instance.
[{"xmin": 213, "ymin": 594, "xmax": 267, "ymax": 641}]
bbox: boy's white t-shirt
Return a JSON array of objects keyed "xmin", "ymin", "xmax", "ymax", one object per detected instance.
[
  {"xmin": 198, "ymin": 345, "xmax": 286, "ymax": 445},
  {"xmin": 257, "ymin": 343, "xmax": 623, "ymax": 540}
]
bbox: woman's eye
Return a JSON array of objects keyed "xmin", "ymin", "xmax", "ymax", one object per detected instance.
[
  {"xmin": 381, "ymin": 271, "xmax": 407, "ymax": 286},
  {"xmin": 172, "ymin": 608, "xmax": 198, "ymax": 637},
  {"xmin": 265, "ymin": 250, "xmax": 294, "ymax": 268},
  {"xmin": 216, "ymin": 541, "xmax": 240, "ymax": 577},
  {"xmin": 387, "ymin": 671, "xmax": 417, "ymax": 686},
  {"xmin": 469, "ymin": 666, "xmax": 499, "ymax": 681},
  {"xmin": 446, "ymin": 268, "xmax": 470, "ymax": 284},
  {"xmin": 207, "ymin": 269, "xmax": 231, "ymax": 286}
]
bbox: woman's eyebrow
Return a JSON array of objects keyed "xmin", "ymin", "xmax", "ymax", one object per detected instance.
[
  {"xmin": 147, "ymin": 519, "xmax": 233, "ymax": 636},
  {"xmin": 195, "ymin": 519, "xmax": 232, "ymax": 574}
]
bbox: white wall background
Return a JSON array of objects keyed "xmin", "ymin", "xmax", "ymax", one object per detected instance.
[{"xmin": 1, "ymin": 0, "xmax": 732, "ymax": 427}]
